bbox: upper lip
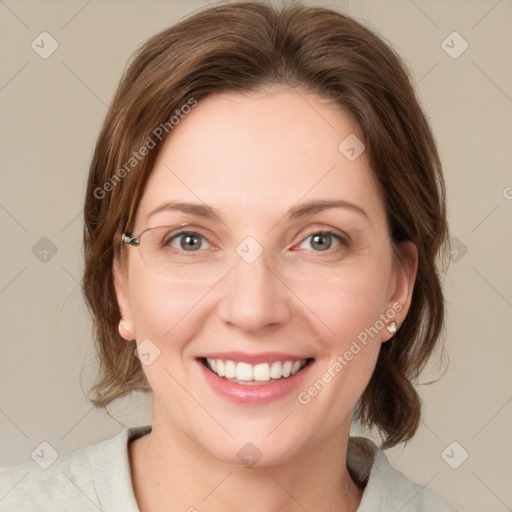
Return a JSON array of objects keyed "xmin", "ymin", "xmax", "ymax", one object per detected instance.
[{"xmin": 198, "ymin": 352, "xmax": 313, "ymax": 365}]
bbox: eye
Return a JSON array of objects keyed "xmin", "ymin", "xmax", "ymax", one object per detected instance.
[
  {"xmin": 165, "ymin": 231, "xmax": 210, "ymax": 252},
  {"xmin": 297, "ymin": 231, "xmax": 346, "ymax": 252}
]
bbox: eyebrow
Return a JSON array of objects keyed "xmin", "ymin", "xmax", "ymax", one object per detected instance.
[{"xmin": 148, "ymin": 199, "xmax": 369, "ymax": 223}]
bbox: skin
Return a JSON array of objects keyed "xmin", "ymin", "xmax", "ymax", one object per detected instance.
[{"xmin": 114, "ymin": 86, "xmax": 418, "ymax": 512}]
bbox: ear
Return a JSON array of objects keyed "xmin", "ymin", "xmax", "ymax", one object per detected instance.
[
  {"xmin": 113, "ymin": 255, "xmax": 136, "ymax": 341},
  {"xmin": 381, "ymin": 241, "xmax": 418, "ymax": 342}
]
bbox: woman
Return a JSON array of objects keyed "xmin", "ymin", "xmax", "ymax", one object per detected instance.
[{"xmin": 0, "ymin": 1, "xmax": 456, "ymax": 510}]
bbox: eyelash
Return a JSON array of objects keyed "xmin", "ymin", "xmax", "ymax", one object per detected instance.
[{"xmin": 163, "ymin": 229, "xmax": 349, "ymax": 255}]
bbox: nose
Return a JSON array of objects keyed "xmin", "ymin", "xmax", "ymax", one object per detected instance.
[{"xmin": 217, "ymin": 251, "xmax": 292, "ymax": 333}]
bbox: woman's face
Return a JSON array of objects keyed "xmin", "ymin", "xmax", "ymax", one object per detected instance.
[{"xmin": 115, "ymin": 87, "xmax": 416, "ymax": 466}]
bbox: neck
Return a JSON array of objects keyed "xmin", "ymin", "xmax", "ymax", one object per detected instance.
[{"xmin": 130, "ymin": 408, "xmax": 363, "ymax": 512}]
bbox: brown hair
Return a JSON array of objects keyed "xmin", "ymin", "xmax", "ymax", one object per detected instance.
[{"xmin": 82, "ymin": 0, "xmax": 449, "ymax": 449}]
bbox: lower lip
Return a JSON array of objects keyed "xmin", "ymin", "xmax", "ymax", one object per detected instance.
[{"xmin": 198, "ymin": 359, "xmax": 313, "ymax": 404}]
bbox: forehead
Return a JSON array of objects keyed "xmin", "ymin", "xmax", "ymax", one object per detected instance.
[{"xmin": 135, "ymin": 88, "xmax": 388, "ymax": 233}]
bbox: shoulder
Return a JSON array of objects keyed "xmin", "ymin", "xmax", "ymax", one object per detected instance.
[
  {"xmin": 0, "ymin": 425, "xmax": 151, "ymax": 512},
  {"xmin": 347, "ymin": 436, "xmax": 458, "ymax": 512},
  {"xmin": 0, "ymin": 443, "xmax": 100, "ymax": 512}
]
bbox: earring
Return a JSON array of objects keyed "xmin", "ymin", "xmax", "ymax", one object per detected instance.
[{"xmin": 386, "ymin": 321, "xmax": 398, "ymax": 334}]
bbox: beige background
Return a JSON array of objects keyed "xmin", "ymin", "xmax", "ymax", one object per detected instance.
[{"xmin": 1, "ymin": 0, "xmax": 511, "ymax": 510}]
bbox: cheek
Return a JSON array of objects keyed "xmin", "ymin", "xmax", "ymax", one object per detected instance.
[
  {"xmin": 128, "ymin": 268, "xmax": 210, "ymax": 350},
  {"xmin": 127, "ymin": 272, "xmax": 211, "ymax": 417},
  {"xmin": 291, "ymin": 257, "xmax": 392, "ymax": 349},
  {"xmin": 293, "ymin": 270, "xmax": 388, "ymax": 431},
  {"xmin": 290, "ymin": 254, "xmax": 391, "ymax": 415}
]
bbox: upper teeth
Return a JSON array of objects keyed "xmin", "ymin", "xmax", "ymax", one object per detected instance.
[{"xmin": 206, "ymin": 358, "xmax": 307, "ymax": 382}]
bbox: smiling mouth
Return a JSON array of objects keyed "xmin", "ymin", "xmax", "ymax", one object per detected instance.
[{"xmin": 199, "ymin": 357, "xmax": 314, "ymax": 385}]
